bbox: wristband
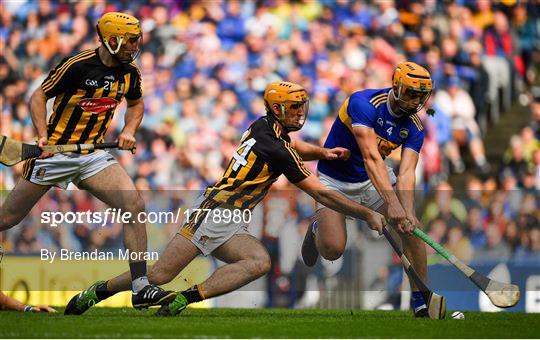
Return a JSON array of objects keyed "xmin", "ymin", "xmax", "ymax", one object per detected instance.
[{"xmin": 23, "ymin": 305, "xmax": 33, "ymax": 312}]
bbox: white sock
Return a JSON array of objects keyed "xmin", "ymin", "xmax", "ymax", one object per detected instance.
[{"xmin": 132, "ymin": 276, "xmax": 150, "ymax": 294}]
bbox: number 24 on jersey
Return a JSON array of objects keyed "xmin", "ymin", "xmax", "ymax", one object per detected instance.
[{"xmin": 232, "ymin": 138, "xmax": 256, "ymax": 171}]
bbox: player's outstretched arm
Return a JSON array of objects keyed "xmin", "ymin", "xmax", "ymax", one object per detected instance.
[
  {"xmin": 0, "ymin": 291, "xmax": 57, "ymax": 313},
  {"xmin": 291, "ymin": 139, "xmax": 350, "ymax": 161},
  {"xmin": 294, "ymin": 174, "xmax": 385, "ymax": 234}
]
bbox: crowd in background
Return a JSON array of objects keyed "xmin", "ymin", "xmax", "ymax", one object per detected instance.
[{"xmin": 0, "ymin": 0, "xmax": 539, "ymax": 296}]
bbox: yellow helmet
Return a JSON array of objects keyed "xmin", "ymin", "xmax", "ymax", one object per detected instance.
[
  {"xmin": 392, "ymin": 62, "xmax": 433, "ymax": 115},
  {"xmin": 96, "ymin": 12, "xmax": 142, "ymax": 63},
  {"xmin": 264, "ymin": 81, "xmax": 309, "ymax": 132}
]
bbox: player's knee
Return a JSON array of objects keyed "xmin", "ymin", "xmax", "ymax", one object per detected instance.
[
  {"xmin": 0, "ymin": 211, "xmax": 23, "ymax": 231},
  {"xmin": 404, "ymin": 236, "xmax": 426, "ymax": 253},
  {"xmin": 401, "ymin": 233, "xmax": 420, "ymax": 247},
  {"xmin": 148, "ymin": 267, "xmax": 174, "ymax": 285},
  {"xmin": 320, "ymin": 244, "xmax": 344, "ymax": 261},
  {"xmin": 245, "ymin": 253, "xmax": 271, "ymax": 279},
  {"xmin": 122, "ymin": 195, "xmax": 145, "ymax": 215}
]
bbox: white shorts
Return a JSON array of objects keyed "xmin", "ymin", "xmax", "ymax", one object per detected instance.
[
  {"xmin": 317, "ymin": 166, "xmax": 397, "ymax": 213},
  {"xmin": 22, "ymin": 150, "xmax": 117, "ymax": 189},
  {"xmin": 178, "ymin": 195, "xmax": 251, "ymax": 256}
]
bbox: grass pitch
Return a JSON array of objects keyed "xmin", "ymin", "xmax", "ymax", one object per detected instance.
[{"xmin": 0, "ymin": 307, "xmax": 538, "ymax": 338}]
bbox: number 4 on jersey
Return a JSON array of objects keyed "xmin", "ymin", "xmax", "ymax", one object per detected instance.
[{"xmin": 232, "ymin": 138, "xmax": 256, "ymax": 171}]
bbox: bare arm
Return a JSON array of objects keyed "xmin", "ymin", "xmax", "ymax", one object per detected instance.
[
  {"xmin": 294, "ymin": 174, "xmax": 385, "ymax": 234},
  {"xmin": 396, "ymin": 148, "xmax": 420, "ymax": 224},
  {"xmin": 353, "ymin": 126, "xmax": 410, "ymax": 232},
  {"xmin": 353, "ymin": 126, "xmax": 400, "ymax": 206},
  {"xmin": 291, "ymin": 139, "xmax": 325, "ymax": 161},
  {"xmin": 291, "ymin": 139, "xmax": 350, "ymax": 161},
  {"xmin": 0, "ymin": 291, "xmax": 56, "ymax": 313},
  {"xmin": 118, "ymin": 97, "xmax": 144, "ymax": 150},
  {"xmin": 29, "ymin": 87, "xmax": 51, "ymax": 155},
  {"xmin": 0, "ymin": 290, "xmax": 27, "ymax": 311}
]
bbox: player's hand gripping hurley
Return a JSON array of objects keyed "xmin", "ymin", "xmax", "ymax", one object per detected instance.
[{"xmin": 0, "ymin": 135, "xmax": 136, "ymax": 166}]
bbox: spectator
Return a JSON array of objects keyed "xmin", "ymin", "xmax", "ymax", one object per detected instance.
[
  {"xmin": 465, "ymin": 206, "xmax": 487, "ymax": 251},
  {"xmin": 533, "ymin": 148, "xmax": 540, "ymax": 191},
  {"xmin": 504, "ymin": 222, "xmax": 521, "ymax": 253},
  {"xmin": 474, "ymin": 224, "xmax": 512, "ymax": 261},
  {"xmin": 501, "ymin": 135, "xmax": 530, "ymax": 186},
  {"xmin": 482, "ymin": 10, "xmax": 513, "ymax": 123},
  {"xmin": 466, "ymin": 42, "xmax": 490, "ymax": 135},
  {"xmin": 530, "ymin": 97, "xmax": 540, "ymax": 140},
  {"xmin": 427, "ymin": 218, "xmax": 448, "ymax": 264},
  {"xmin": 462, "ymin": 175, "xmax": 484, "ymax": 210},
  {"xmin": 434, "ymin": 76, "xmax": 490, "ymax": 173},
  {"xmin": 422, "ymin": 181, "xmax": 467, "ymax": 227},
  {"xmin": 514, "ymin": 227, "xmax": 540, "ymax": 262},
  {"xmin": 445, "ymin": 226, "xmax": 474, "ymax": 263}
]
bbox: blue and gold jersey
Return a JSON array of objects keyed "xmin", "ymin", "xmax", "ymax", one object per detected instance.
[{"xmin": 318, "ymin": 88, "xmax": 425, "ymax": 183}]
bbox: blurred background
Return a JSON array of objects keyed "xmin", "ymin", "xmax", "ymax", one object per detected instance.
[{"xmin": 0, "ymin": 0, "xmax": 539, "ymax": 312}]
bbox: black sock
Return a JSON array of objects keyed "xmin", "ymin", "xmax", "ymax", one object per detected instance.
[
  {"xmin": 129, "ymin": 260, "xmax": 147, "ymax": 281},
  {"xmin": 95, "ymin": 281, "xmax": 115, "ymax": 300},
  {"xmin": 181, "ymin": 285, "xmax": 204, "ymax": 304}
]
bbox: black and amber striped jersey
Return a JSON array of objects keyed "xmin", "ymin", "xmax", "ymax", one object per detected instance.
[
  {"xmin": 204, "ymin": 115, "xmax": 311, "ymax": 209},
  {"xmin": 41, "ymin": 48, "xmax": 142, "ymax": 145}
]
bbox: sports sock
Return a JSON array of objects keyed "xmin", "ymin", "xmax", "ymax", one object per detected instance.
[
  {"xmin": 132, "ymin": 277, "xmax": 150, "ymax": 294},
  {"xmin": 411, "ymin": 291, "xmax": 427, "ymax": 312},
  {"xmin": 95, "ymin": 281, "xmax": 115, "ymax": 300},
  {"xmin": 180, "ymin": 285, "xmax": 205, "ymax": 304},
  {"xmin": 130, "ymin": 260, "xmax": 149, "ymax": 293}
]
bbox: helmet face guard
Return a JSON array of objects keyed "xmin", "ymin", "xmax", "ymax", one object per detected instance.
[
  {"xmin": 392, "ymin": 62, "xmax": 433, "ymax": 116},
  {"xmin": 276, "ymin": 99, "xmax": 310, "ymax": 132},
  {"xmin": 393, "ymin": 84, "xmax": 432, "ymax": 116},
  {"xmin": 264, "ymin": 82, "xmax": 310, "ymax": 132},
  {"xmin": 97, "ymin": 12, "xmax": 142, "ymax": 64}
]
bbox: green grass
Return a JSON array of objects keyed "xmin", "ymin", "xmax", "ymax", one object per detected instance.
[{"xmin": 0, "ymin": 307, "xmax": 538, "ymax": 338}]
